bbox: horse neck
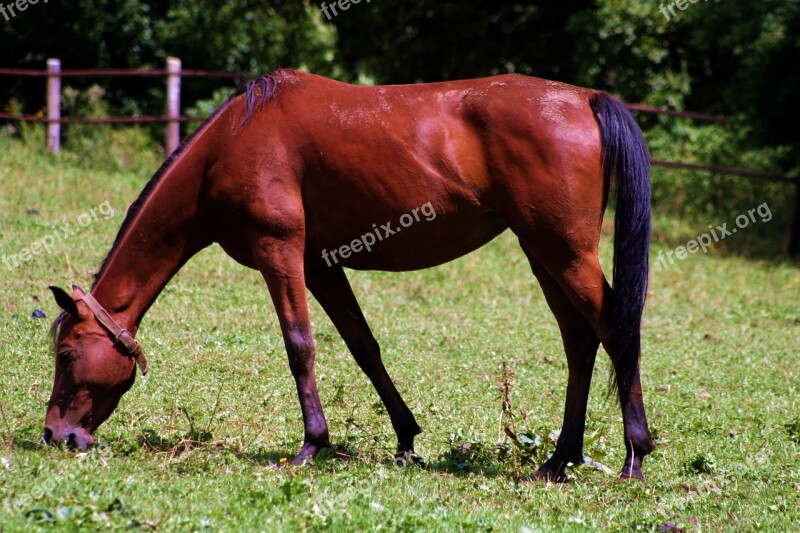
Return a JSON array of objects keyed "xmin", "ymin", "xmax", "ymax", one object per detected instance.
[{"xmin": 91, "ymin": 145, "xmax": 212, "ymax": 333}]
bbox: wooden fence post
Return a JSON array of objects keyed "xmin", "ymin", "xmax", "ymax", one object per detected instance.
[
  {"xmin": 47, "ymin": 58, "xmax": 61, "ymax": 154},
  {"xmin": 166, "ymin": 57, "xmax": 181, "ymax": 155}
]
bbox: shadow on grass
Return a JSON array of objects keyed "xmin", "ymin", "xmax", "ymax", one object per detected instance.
[
  {"xmin": 174, "ymin": 439, "xmax": 526, "ymax": 479},
  {"xmin": 136, "ymin": 434, "xmax": 528, "ymax": 479},
  {"xmin": 3, "ymin": 423, "xmax": 52, "ymax": 452},
  {"xmin": 9, "ymin": 437, "xmax": 47, "ymax": 451},
  {"xmin": 232, "ymin": 444, "xmax": 369, "ymax": 468},
  {"xmin": 419, "ymin": 442, "xmax": 531, "ymax": 479},
  {"xmin": 101, "ymin": 428, "xmax": 373, "ymax": 467},
  {"xmin": 8, "ymin": 427, "xmax": 542, "ymax": 481}
]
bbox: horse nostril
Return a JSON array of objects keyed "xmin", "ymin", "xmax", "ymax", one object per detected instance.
[
  {"xmin": 66, "ymin": 433, "xmax": 77, "ymax": 448},
  {"xmin": 43, "ymin": 427, "xmax": 54, "ymax": 445}
]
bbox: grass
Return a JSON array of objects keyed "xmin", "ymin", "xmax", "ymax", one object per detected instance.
[{"xmin": 1, "ymin": 128, "xmax": 799, "ymax": 531}]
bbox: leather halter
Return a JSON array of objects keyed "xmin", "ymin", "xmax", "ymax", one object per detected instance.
[{"xmin": 80, "ymin": 292, "xmax": 149, "ymax": 375}]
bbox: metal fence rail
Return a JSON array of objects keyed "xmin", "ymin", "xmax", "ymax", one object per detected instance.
[{"xmin": 0, "ymin": 58, "xmax": 247, "ymax": 153}]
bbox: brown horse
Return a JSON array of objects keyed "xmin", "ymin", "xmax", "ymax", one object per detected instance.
[{"xmin": 45, "ymin": 69, "xmax": 654, "ymax": 481}]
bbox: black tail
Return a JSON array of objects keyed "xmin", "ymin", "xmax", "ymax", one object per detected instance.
[{"xmin": 589, "ymin": 92, "xmax": 651, "ymax": 405}]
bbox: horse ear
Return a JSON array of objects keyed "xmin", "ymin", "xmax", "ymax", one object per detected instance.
[
  {"xmin": 49, "ymin": 285, "xmax": 79, "ymax": 316},
  {"xmin": 71, "ymin": 284, "xmax": 86, "ymax": 300}
]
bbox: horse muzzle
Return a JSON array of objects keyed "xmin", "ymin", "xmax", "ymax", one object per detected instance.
[{"xmin": 43, "ymin": 425, "xmax": 94, "ymax": 451}]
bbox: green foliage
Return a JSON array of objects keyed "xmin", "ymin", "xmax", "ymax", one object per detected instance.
[
  {"xmin": 184, "ymin": 87, "xmax": 237, "ymax": 119},
  {"xmin": 153, "ymin": 1, "xmax": 340, "ymax": 76},
  {"xmin": 680, "ymin": 1, "xmax": 800, "ymax": 151},
  {"xmin": 569, "ymin": 0, "xmax": 680, "ymax": 106},
  {"xmin": 571, "ymin": 0, "xmax": 800, "ymax": 164},
  {"xmin": 2, "ymin": 0, "xmax": 798, "ymax": 190},
  {"xmin": 0, "ymin": 1, "xmax": 340, "ymax": 118},
  {"xmin": 683, "ymin": 452, "xmax": 717, "ymax": 475},
  {"xmin": 331, "ymin": 1, "xmax": 590, "ymax": 83},
  {"xmin": 568, "ymin": 0, "xmax": 798, "ymax": 227},
  {"xmin": 643, "ymin": 116, "xmax": 793, "ymax": 221}
]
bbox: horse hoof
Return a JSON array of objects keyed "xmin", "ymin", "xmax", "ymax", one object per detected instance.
[
  {"xmin": 291, "ymin": 454, "xmax": 311, "ymax": 466},
  {"xmin": 393, "ymin": 450, "xmax": 425, "ymax": 468},
  {"xmin": 533, "ymin": 470, "xmax": 569, "ymax": 483},
  {"xmin": 291, "ymin": 441, "xmax": 330, "ymax": 465},
  {"xmin": 617, "ymin": 471, "xmax": 645, "ymax": 482}
]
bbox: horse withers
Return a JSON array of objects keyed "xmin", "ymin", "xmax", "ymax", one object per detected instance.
[{"xmin": 45, "ymin": 70, "xmax": 654, "ymax": 481}]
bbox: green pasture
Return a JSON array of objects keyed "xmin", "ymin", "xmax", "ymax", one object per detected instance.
[{"xmin": 1, "ymin": 129, "xmax": 798, "ymax": 531}]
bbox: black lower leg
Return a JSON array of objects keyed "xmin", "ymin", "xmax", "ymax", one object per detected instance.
[
  {"xmin": 285, "ymin": 328, "xmax": 330, "ymax": 464},
  {"xmin": 536, "ymin": 342, "xmax": 597, "ymax": 481},
  {"xmin": 618, "ymin": 373, "xmax": 654, "ymax": 479},
  {"xmin": 307, "ymin": 266, "xmax": 421, "ymax": 456}
]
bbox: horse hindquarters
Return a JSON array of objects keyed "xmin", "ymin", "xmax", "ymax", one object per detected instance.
[{"xmin": 503, "ymin": 91, "xmax": 654, "ymax": 479}]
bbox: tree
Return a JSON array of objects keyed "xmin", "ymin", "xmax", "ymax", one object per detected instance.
[
  {"xmin": 569, "ymin": 0, "xmax": 799, "ymax": 170},
  {"xmin": 330, "ymin": 0, "xmax": 591, "ymax": 84},
  {"xmin": 0, "ymin": 0, "xmax": 339, "ymax": 116}
]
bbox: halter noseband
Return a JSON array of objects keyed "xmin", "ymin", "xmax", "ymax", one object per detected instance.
[{"xmin": 80, "ymin": 292, "xmax": 149, "ymax": 375}]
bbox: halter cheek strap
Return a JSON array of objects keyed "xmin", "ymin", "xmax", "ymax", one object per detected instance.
[{"xmin": 80, "ymin": 292, "xmax": 150, "ymax": 375}]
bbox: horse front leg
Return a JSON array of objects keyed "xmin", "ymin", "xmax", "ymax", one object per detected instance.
[
  {"xmin": 306, "ymin": 264, "xmax": 422, "ymax": 462},
  {"xmin": 253, "ymin": 234, "xmax": 330, "ymax": 464}
]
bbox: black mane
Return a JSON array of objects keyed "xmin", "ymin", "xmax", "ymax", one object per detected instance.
[{"xmin": 234, "ymin": 70, "xmax": 286, "ymax": 125}]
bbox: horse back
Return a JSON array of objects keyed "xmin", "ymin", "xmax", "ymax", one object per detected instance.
[{"xmin": 206, "ymin": 71, "xmax": 605, "ymax": 270}]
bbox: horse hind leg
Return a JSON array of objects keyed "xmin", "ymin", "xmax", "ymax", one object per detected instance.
[
  {"xmin": 518, "ymin": 236, "xmax": 654, "ymax": 480},
  {"xmin": 520, "ymin": 241, "xmax": 600, "ymax": 481}
]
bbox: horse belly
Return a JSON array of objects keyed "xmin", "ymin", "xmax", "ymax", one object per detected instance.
[{"xmin": 308, "ymin": 204, "xmax": 507, "ymax": 272}]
